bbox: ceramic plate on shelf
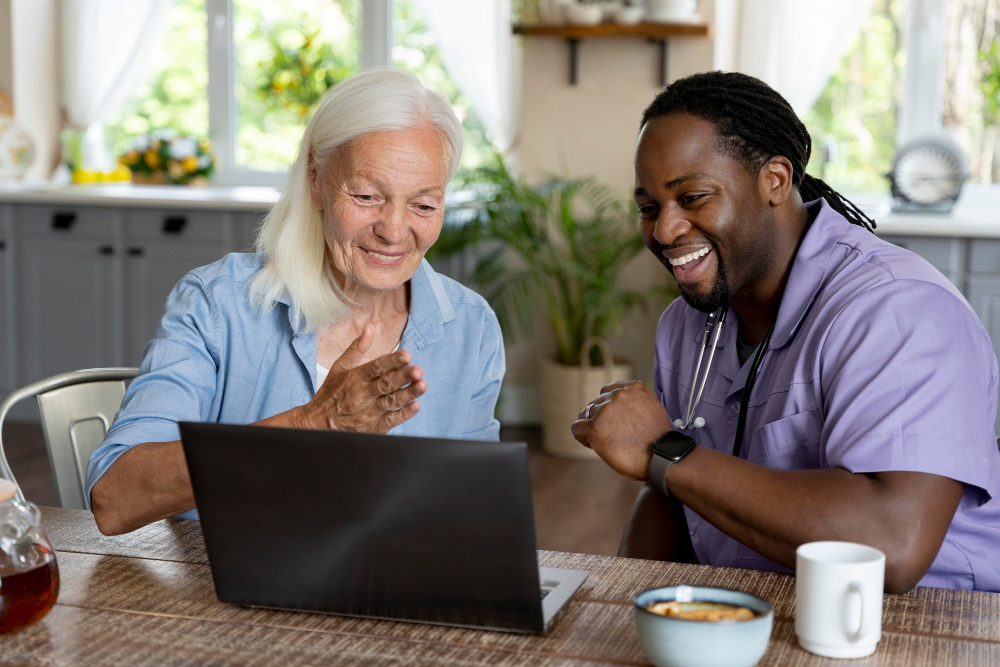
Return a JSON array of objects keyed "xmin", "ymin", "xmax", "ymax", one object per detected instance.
[{"xmin": 647, "ymin": 12, "xmax": 702, "ymax": 23}]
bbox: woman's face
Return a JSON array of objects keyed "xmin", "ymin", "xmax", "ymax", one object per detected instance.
[{"xmin": 310, "ymin": 126, "xmax": 450, "ymax": 293}]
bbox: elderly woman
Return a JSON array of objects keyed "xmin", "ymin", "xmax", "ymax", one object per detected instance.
[{"xmin": 87, "ymin": 70, "xmax": 504, "ymax": 535}]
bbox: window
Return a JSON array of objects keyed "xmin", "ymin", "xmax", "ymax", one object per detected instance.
[
  {"xmin": 804, "ymin": 0, "xmax": 908, "ymax": 194},
  {"xmin": 806, "ymin": 0, "xmax": 1000, "ymax": 194},
  {"xmin": 106, "ymin": 0, "xmax": 208, "ymax": 155},
  {"xmin": 942, "ymin": 0, "xmax": 1000, "ymax": 183},
  {"xmin": 393, "ymin": 0, "xmax": 493, "ymax": 171},
  {"xmin": 106, "ymin": 0, "xmax": 488, "ymax": 186},
  {"xmin": 233, "ymin": 0, "xmax": 360, "ymax": 172}
]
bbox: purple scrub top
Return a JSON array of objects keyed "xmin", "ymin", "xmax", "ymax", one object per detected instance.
[{"xmin": 653, "ymin": 199, "xmax": 1000, "ymax": 591}]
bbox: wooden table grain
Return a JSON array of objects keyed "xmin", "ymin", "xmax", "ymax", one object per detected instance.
[{"xmin": 0, "ymin": 508, "xmax": 995, "ymax": 666}]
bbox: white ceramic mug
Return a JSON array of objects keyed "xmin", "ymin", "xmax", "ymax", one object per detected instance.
[{"xmin": 795, "ymin": 541, "xmax": 885, "ymax": 659}]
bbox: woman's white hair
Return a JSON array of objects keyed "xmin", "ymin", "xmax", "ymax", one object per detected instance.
[{"xmin": 249, "ymin": 68, "xmax": 463, "ymax": 332}]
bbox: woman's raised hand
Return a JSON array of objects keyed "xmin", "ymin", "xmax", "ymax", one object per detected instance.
[{"xmin": 297, "ymin": 325, "xmax": 425, "ymax": 434}]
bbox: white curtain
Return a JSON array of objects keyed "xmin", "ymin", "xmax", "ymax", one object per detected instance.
[
  {"xmin": 410, "ymin": 0, "xmax": 520, "ymax": 153},
  {"xmin": 60, "ymin": 0, "xmax": 171, "ymax": 169},
  {"xmin": 732, "ymin": 0, "xmax": 874, "ymax": 115}
]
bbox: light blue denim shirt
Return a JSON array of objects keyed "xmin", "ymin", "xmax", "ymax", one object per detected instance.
[{"xmin": 86, "ymin": 253, "xmax": 505, "ymax": 519}]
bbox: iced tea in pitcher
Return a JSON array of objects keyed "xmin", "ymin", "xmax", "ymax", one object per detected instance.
[{"xmin": 0, "ymin": 479, "xmax": 59, "ymax": 633}]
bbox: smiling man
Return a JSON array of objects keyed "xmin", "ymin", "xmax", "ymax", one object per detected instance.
[{"xmin": 572, "ymin": 71, "xmax": 1000, "ymax": 593}]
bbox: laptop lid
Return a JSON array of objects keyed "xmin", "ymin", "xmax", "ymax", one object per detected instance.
[{"xmin": 179, "ymin": 422, "xmax": 546, "ymax": 633}]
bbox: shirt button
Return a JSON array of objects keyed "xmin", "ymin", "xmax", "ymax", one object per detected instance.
[{"xmin": 730, "ymin": 402, "xmax": 740, "ymax": 415}]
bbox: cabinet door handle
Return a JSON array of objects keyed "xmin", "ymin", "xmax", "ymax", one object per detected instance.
[
  {"xmin": 52, "ymin": 212, "xmax": 76, "ymax": 230},
  {"xmin": 0, "ymin": 241, "xmax": 5, "ymax": 250},
  {"xmin": 99, "ymin": 245, "xmax": 115, "ymax": 255},
  {"xmin": 162, "ymin": 216, "xmax": 187, "ymax": 234},
  {"xmin": 127, "ymin": 247, "xmax": 145, "ymax": 256}
]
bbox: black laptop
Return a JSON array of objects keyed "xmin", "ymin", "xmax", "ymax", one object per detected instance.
[{"xmin": 179, "ymin": 422, "xmax": 588, "ymax": 633}]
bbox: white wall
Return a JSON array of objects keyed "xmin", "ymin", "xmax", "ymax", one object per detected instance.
[{"xmin": 500, "ymin": 2, "xmax": 717, "ymax": 424}]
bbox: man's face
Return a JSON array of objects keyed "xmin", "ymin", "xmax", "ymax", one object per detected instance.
[{"xmin": 634, "ymin": 114, "xmax": 777, "ymax": 312}]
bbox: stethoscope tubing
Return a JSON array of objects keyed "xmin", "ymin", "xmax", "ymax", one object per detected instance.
[{"xmin": 674, "ymin": 307, "xmax": 775, "ymax": 458}]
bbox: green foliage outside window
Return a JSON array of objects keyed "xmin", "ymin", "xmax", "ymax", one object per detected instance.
[{"xmin": 980, "ymin": 41, "xmax": 1000, "ymax": 126}]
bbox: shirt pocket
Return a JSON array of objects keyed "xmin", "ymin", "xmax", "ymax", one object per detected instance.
[{"xmin": 746, "ymin": 409, "xmax": 822, "ymax": 469}]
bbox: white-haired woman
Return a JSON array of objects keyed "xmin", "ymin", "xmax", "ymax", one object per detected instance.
[{"xmin": 87, "ymin": 70, "xmax": 504, "ymax": 535}]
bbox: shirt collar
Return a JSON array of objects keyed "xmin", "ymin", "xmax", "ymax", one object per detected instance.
[
  {"xmin": 402, "ymin": 259, "xmax": 456, "ymax": 350},
  {"xmin": 277, "ymin": 258, "xmax": 456, "ymax": 345},
  {"xmin": 769, "ymin": 198, "xmax": 854, "ymax": 350}
]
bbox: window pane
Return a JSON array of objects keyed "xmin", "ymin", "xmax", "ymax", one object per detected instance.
[
  {"xmin": 804, "ymin": 0, "xmax": 908, "ymax": 194},
  {"xmin": 393, "ymin": 0, "xmax": 494, "ymax": 172},
  {"xmin": 106, "ymin": 0, "xmax": 208, "ymax": 154},
  {"xmin": 943, "ymin": 0, "xmax": 1000, "ymax": 184},
  {"xmin": 234, "ymin": 0, "xmax": 360, "ymax": 171}
]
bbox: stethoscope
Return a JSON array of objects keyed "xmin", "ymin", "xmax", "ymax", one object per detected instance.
[{"xmin": 673, "ymin": 308, "xmax": 776, "ymax": 457}]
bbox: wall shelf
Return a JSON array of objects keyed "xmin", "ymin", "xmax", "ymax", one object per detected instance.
[{"xmin": 512, "ymin": 22, "xmax": 711, "ymax": 86}]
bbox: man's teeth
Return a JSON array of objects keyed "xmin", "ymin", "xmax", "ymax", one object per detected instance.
[
  {"xmin": 668, "ymin": 247, "xmax": 711, "ymax": 267},
  {"xmin": 366, "ymin": 250, "xmax": 400, "ymax": 261}
]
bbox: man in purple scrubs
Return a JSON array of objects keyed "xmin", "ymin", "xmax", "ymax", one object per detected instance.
[{"xmin": 572, "ymin": 72, "xmax": 1000, "ymax": 593}]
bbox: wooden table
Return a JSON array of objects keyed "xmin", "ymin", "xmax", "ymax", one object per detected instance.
[{"xmin": 0, "ymin": 508, "xmax": 997, "ymax": 665}]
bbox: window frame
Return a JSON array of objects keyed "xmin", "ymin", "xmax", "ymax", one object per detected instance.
[
  {"xmin": 205, "ymin": 0, "xmax": 393, "ymax": 187},
  {"xmin": 899, "ymin": 0, "xmax": 949, "ymax": 147}
]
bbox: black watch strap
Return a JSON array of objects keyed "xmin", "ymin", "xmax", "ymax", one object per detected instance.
[{"xmin": 647, "ymin": 431, "xmax": 696, "ymax": 497}]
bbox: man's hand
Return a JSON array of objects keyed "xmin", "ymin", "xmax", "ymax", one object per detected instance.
[
  {"xmin": 296, "ymin": 325, "xmax": 425, "ymax": 434},
  {"xmin": 570, "ymin": 380, "xmax": 674, "ymax": 480}
]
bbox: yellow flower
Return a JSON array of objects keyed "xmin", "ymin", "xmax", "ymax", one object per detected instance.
[
  {"xmin": 120, "ymin": 151, "xmax": 139, "ymax": 166},
  {"xmin": 144, "ymin": 150, "xmax": 160, "ymax": 169},
  {"xmin": 182, "ymin": 156, "xmax": 199, "ymax": 173}
]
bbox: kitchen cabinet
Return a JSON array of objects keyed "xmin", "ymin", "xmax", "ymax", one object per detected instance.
[
  {"xmin": 16, "ymin": 231, "xmax": 117, "ymax": 384},
  {"xmin": 0, "ymin": 221, "xmax": 9, "ymax": 398},
  {"xmin": 1, "ymin": 200, "xmax": 267, "ymax": 399}
]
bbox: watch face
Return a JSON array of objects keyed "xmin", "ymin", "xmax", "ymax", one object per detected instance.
[
  {"xmin": 653, "ymin": 431, "xmax": 696, "ymax": 461},
  {"xmin": 893, "ymin": 144, "xmax": 964, "ymax": 205}
]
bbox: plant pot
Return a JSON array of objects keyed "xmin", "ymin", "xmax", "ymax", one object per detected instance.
[
  {"xmin": 131, "ymin": 172, "xmax": 169, "ymax": 185},
  {"xmin": 539, "ymin": 337, "xmax": 633, "ymax": 459}
]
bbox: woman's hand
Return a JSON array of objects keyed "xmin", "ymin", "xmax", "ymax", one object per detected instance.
[{"xmin": 296, "ymin": 325, "xmax": 425, "ymax": 433}]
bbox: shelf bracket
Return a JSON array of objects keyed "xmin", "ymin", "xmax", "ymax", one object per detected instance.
[
  {"xmin": 568, "ymin": 38, "xmax": 580, "ymax": 85},
  {"xmin": 649, "ymin": 38, "xmax": 668, "ymax": 87}
]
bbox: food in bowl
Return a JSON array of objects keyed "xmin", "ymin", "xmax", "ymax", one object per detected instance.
[
  {"xmin": 634, "ymin": 586, "xmax": 774, "ymax": 667},
  {"xmin": 645, "ymin": 600, "xmax": 757, "ymax": 621}
]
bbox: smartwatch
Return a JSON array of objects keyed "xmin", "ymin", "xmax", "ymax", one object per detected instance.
[{"xmin": 647, "ymin": 431, "xmax": 697, "ymax": 497}]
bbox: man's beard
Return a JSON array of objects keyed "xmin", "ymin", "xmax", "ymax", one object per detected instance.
[{"xmin": 677, "ymin": 258, "xmax": 731, "ymax": 313}]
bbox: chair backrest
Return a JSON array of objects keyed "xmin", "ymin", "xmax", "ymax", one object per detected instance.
[{"xmin": 0, "ymin": 368, "xmax": 138, "ymax": 510}]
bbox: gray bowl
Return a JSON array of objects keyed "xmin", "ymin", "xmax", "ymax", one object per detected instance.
[{"xmin": 633, "ymin": 585, "xmax": 774, "ymax": 667}]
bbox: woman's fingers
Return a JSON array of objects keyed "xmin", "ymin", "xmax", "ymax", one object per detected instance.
[
  {"xmin": 358, "ymin": 349, "xmax": 411, "ymax": 383},
  {"xmin": 372, "ymin": 364, "xmax": 423, "ymax": 397},
  {"xmin": 376, "ymin": 379, "xmax": 426, "ymax": 412},
  {"xmin": 330, "ymin": 324, "xmax": 375, "ymax": 373},
  {"xmin": 373, "ymin": 401, "xmax": 420, "ymax": 434}
]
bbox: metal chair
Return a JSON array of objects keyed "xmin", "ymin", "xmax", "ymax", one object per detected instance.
[{"xmin": 0, "ymin": 368, "xmax": 139, "ymax": 510}]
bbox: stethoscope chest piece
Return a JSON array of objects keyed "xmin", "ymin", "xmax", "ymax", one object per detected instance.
[{"xmin": 673, "ymin": 308, "xmax": 726, "ymax": 431}]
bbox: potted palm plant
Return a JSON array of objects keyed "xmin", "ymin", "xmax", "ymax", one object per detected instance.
[{"xmin": 432, "ymin": 161, "xmax": 675, "ymax": 458}]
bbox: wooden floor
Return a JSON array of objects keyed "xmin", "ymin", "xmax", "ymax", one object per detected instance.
[{"xmin": 0, "ymin": 422, "xmax": 642, "ymax": 557}]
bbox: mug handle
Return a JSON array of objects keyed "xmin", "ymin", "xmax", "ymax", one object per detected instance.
[{"xmin": 846, "ymin": 582, "xmax": 871, "ymax": 643}]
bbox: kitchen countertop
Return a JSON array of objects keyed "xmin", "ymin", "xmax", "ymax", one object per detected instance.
[
  {"xmin": 0, "ymin": 183, "xmax": 281, "ymax": 211},
  {"xmin": 0, "ymin": 183, "xmax": 997, "ymax": 236}
]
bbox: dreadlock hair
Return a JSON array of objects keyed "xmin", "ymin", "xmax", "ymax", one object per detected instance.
[{"xmin": 641, "ymin": 71, "xmax": 875, "ymax": 231}]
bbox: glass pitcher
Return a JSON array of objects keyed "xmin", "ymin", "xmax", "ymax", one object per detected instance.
[{"xmin": 0, "ymin": 479, "xmax": 59, "ymax": 633}]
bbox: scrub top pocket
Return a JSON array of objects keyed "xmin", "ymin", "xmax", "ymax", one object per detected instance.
[{"xmin": 746, "ymin": 409, "xmax": 822, "ymax": 469}]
